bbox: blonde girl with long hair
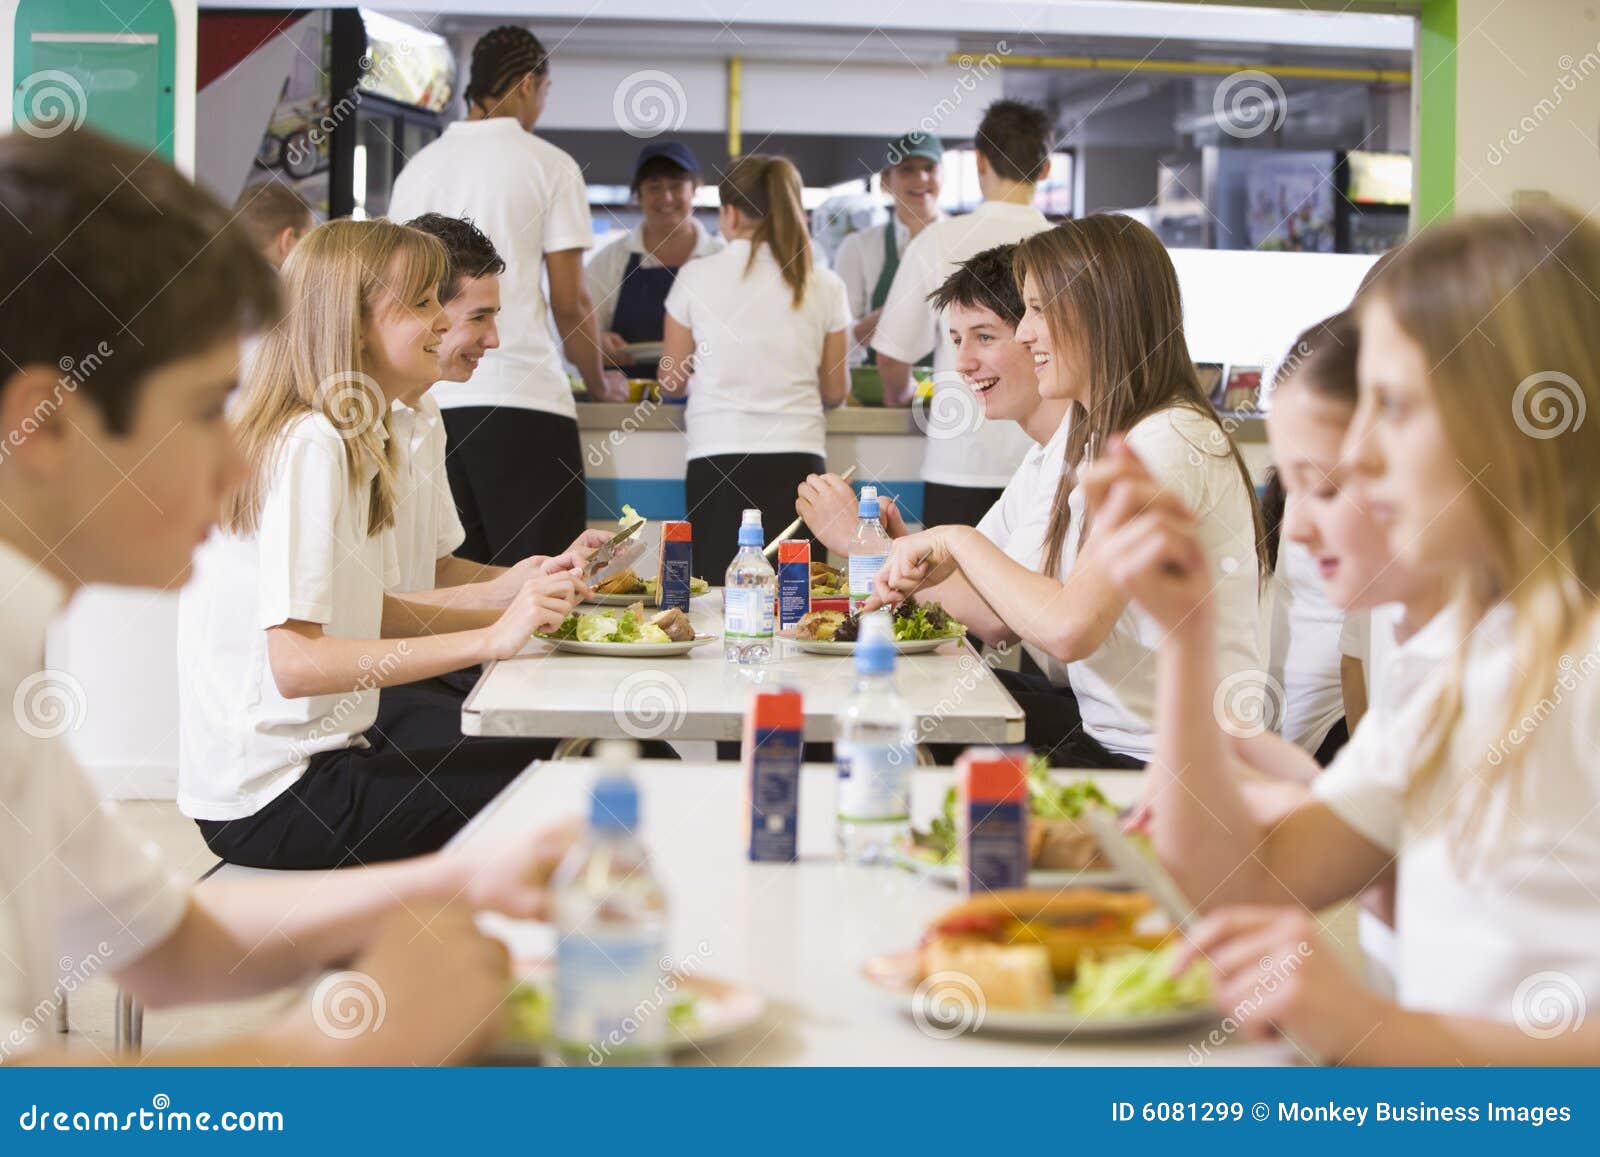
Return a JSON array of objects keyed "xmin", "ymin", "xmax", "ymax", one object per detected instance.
[
  {"xmin": 660, "ymin": 153, "xmax": 850, "ymax": 577},
  {"xmin": 179, "ymin": 219, "xmax": 582, "ymax": 870},
  {"xmin": 1085, "ymin": 204, "xmax": 1600, "ymax": 1064},
  {"xmin": 867, "ymin": 215, "xmax": 1264, "ymax": 769}
]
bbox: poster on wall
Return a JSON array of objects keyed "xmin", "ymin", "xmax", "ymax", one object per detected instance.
[
  {"xmin": 1245, "ymin": 154, "xmax": 1335, "ymax": 253},
  {"xmin": 242, "ymin": 13, "xmax": 333, "ymax": 218}
]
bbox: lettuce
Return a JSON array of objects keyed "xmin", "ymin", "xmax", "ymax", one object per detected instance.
[
  {"xmin": 576, "ymin": 614, "xmax": 621, "ymax": 643},
  {"xmin": 1026, "ymin": 756, "xmax": 1111, "ymax": 820},
  {"xmin": 619, "ymin": 504, "xmax": 645, "ymax": 528},
  {"xmin": 1071, "ymin": 943, "xmax": 1210, "ymax": 1016}
]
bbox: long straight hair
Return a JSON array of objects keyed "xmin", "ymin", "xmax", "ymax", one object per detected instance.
[
  {"xmin": 718, "ymin": 154, "xmax": 811, "ymax": 307},
  {"xmin": 1014, "ymin": 216, "xmax": 1266, "ymax": 580},
  {"xmin": 223, "ymin": 218, "xmax": 447, "ymax": 538},
  {"xmin": 1361, "ymin": 205, "xmax": 1600, "ymax": 858}
]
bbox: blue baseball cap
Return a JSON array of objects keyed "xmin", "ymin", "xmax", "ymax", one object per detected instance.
[{"xmin": 632, "ymin": 141, "xmax": 702, "ymax": 187}]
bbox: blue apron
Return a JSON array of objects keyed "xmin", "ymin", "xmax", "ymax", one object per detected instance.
[{"xmin": 612, "ymin": 250, "xmax": 680, "ymax": 379}]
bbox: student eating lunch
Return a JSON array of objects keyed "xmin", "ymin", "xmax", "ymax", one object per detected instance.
[
  {"xmin": 0, "ymin": 130, "xmax": 568, "ymax": 1065},
  {"xmin": 178, "ymin": 218, "xmax": 581, "ymax": 870},
  {"xmin": 587, "ymin": 141, "xmax": 724, "ymax": 379},
  {"xmin": 867, "ymin": 216, "xmax": 1265, "ymax": 769}
]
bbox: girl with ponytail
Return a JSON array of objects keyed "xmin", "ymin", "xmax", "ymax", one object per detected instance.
[{"xmin": 661, "ymin": 154, "xmax": 851, "ymax": 577}]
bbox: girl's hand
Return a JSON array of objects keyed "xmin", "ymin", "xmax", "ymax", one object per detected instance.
[
  {"xmin": 862, "ymin": 528, "xmax": 954, "ymax": 610},
  {"xmin": 482, "ymin": 574, "xmax": 584, "ymax": 660},
  {"xmin": 454, "ymin": 818, "xmax": 582, "ymax": 920},
  {"xmin": 1176, "ymin": 906, "xmax": 1388, "ymax": 1063},
  {"xmin": 541, "ymin": 528, "xmax": 616, "ymax": 575}
]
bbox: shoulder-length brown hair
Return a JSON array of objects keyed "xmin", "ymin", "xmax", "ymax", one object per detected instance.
[{"xmin": 1014, "ymin": 216, "xmax": 1265, "ymax": 579}]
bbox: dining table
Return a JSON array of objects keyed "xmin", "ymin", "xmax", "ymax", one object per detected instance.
[
  {"xmin": 454, "ymin": 759, "xmax": 1295, "ymax": 1067},
  {"xmin": 461, "ymin": 590, "xmax": 1027, "ymax": 754}
]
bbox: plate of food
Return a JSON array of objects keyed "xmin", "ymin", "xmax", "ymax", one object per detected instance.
[
  {"xmin": 897, "ymin": 759, "xmax": 1141, "ymax": 889},
  {"xmin": 543, "ymin": 604, "xmax": 715, "ymax": 655},
  {"xmin": 862, "ymin": 888, "xmax": 1213, "ymax": 1038},
  {"xmin": 496, "ymin": 969, "xmax": 766, "ymax": 1063},
  {"xmin": 784, "ymin": 595, "xmax": 965, "ymax": 655},
  {"xmin": 584, "ymin": 569, "xmax": 711, "ymax": 605},
  {"xmin": 809, "ymin": 560, "xmax": 847, "ymax": 599}
]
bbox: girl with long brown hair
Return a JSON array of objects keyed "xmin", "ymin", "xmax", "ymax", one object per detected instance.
[
  {"xmin": 179, "ymin": 219, "xmax": 582, "ymax": 870},
  {"xmin": 1087, "ymin": 204, "xmax": 1600, "ymax": 1063},
  {"xmin": 660, "ymin": 154, "xmax": 851, "ymax": 577},
  {"xmin": 868, "ymin": 215, "xmax": 1264, "ymax": 769}
]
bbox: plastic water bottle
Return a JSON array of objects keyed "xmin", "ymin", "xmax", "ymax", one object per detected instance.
[
  {"xmin": 848, "ymin": 486, "xmax": 893, "ymax": 614},
  {"xmin": 836, "ymin": 611, "xmax": 915, "ymax": 863},
  {"xmin": 724, "ymin": 508, "xmax": 776, "ymax": 664},
  {"xmin": 552, "ymin": 748, "xmax": 669, "ymax": 1067}
]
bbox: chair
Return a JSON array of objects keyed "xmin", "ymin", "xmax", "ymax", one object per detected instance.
[{"xmin": 114, "ymin": 859, "xmax": 225, "ymax": 1057}]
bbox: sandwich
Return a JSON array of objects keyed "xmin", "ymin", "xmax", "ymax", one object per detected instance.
[
  {"xmin": 594, "ymin": 569, "xmax": 644, "ymax": 595},
  {"xmin": 918, "ymin": 888, "xmax": 1166, "ymax": 1009}
]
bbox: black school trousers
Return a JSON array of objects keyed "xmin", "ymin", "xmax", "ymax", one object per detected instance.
[
  {"xmin": 196, "ymin": 684, "xmax": 554, "ymax": 869},
  {"xmin": 920, "ymin": 481, "xmax": 1006, "ymax": 530},
  {"xmin": 441, "ymin": 406, "xmax": 588, "ymax": 565},
  {"xmin": 686, "ymin": 452, "xmax": 824, "ymax": 580}
]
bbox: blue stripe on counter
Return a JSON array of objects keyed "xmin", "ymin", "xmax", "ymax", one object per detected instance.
[{"xmin": 585, "ymin": 478, "xmax": 928, "ymax": 524}]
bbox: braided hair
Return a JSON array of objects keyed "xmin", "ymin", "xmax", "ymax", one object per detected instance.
[{"xmin": 464, "ymin": 26, "xmax": 548, "ymax": 113}]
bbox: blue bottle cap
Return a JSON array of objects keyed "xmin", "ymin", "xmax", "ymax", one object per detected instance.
[
  {"xmin": 738, "ymin": 508, "xmax": 764, "ymax": 548},
  {"xmin": 590, "ymin": 774, "xmax": 639, "ymax": 833},
  {"xmin": 854, "ymin": 610, "xmax": 896, "ymax": 674},
  {"xmin": 859, "ymin": 485, "xmax": 880, "ymax": 519}
]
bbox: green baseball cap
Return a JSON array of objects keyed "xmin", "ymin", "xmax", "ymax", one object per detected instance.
[{"xmin": 885, "ymin": 130, "xmax": 945, "ymax": 169}]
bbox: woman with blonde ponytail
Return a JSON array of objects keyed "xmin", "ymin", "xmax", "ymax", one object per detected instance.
[
  {"xmin": 1082, "ymin": 204, "xmax": 1600, "ymax": 1065},
  {"xmin": 661, "ymin": 154, "xmax": 851, "ymax": 576},
  {"xmin": 179, "ymin": 219, "xmax": 583, "ymax": 870}
]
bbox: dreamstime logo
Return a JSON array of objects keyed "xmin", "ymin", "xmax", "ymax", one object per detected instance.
[
  {"xmin": 1211, "ymin": 669, "xmax": 1283, "ymax": 739},
  {"xmin": 613, "ymin": 70, "xmax": 688, "ymax": 139},
  {"xmin": 1213, "ymin": 70, "xmax": 1287, "ymax": 140},
  {"xmin": 1512, "ymin": 970, "xmax": 1586, "ymax": 1039},
  {"xmin": 1512, "ymin": 371, "xmax": 1586, "ymax": 439},
  {"xmin": 310, "ymin": 970, "xmax": 387, "ymax": 1040},
  {"xmin": 1188, "ymin": 940, "xmax": 1311, "ymax": 1065},
  {"xmin": 16, "ymin": 71, "xmax": 89, "ymax": 139},
  {"xmin": 1487, "ymin": 42, "xmax": 1600, "ymax": 165},
  {"xmin": 611, "ymin": 670, "xmax": 688, "ymax": 740},
  {"xmin": 888, "ymin": 43, "xmax": 1012, "ymax": 158},
  {"xmin": 912, "ymin": 373, "xmax": 985, "ymax": 441},
  {"xmin": 13, "ymin": 670, "xmax": 88, "ymax": 740},
  {"xmin": 314, "ymin": 371, "xmax": 385, "ymax": 440},
  {"xmin": 912, "ymin": 970, "xmax": 986, "ymax": 1038}
]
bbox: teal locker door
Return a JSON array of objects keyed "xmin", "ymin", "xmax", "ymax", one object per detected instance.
[{"xmin": 12, "ymin": 0, "xmax": 175, "ymax": 160}]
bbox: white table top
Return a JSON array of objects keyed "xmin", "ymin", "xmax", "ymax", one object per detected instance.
[
  {"xmin": 461, "ymin": 592, "xmax": 1026, "ymax": 745},
  {"xmin": 454, "ymin": 759, "xmax": 1291, "ymax": 1067}
]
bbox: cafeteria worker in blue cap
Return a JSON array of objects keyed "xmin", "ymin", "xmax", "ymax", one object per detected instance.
[
  {"xmin": 587, "ymin": 140, "xmax": 725, "ymax": 378},
  {"xmin": 833, "ymin": 131, "xmax": 944, "ymax": 365}
]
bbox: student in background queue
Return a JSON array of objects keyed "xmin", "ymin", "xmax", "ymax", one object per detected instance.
[
  {"xmin": 0, "ymin": 130, "xmax": 567, "ymax": 1064},
  {"xmin": 388, "ymin": 25, "xmax": 626, "ymax": 566},
  {"xmin": 870, "ymin": 100, "xmax": 1052, "ymax": 529},
  {"xmin": 1089, "ymin": 205, "xmax": 1600, "ymax": 1063},
  {"xmin": 833, "ymin": 131, "xmax": 943, "ymax": 366},
  {"xmin": 234, "ymin": 181, "xmax": 314, "ymax": 270},
  {"xmin": 178, "ymin": 219, "xmax": 582, "ymax": 871},
  {"xmin": 660, "ymin": 154, "xmax": 851, "ymax": 578},
  {"xmin": 587, "ymin": 141, "xmax": 724, "ymax": 380}
]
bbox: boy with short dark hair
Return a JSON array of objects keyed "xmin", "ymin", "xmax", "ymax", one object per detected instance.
[{"xmin": 0, "ymin": 129, "xmax": 560, "ymax": 1065}]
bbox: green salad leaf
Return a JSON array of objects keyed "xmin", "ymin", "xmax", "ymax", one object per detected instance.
[
  {"xmin": 1070, "ymin": 943, "xmax": 1209, "ymax": 1016},
  {"xmin": 506, "ymin": 982, "xmax": 551, "ymax": 1042},
  {"xmin": 1025, "ymin": 755, "xmax": 1111, "ymax": 820}
]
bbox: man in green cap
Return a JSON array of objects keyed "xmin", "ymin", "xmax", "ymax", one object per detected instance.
[{"xmin": 834, "ymin": 130, "xmax": 944, "ymax": 364}]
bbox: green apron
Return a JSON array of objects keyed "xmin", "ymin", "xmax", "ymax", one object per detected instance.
[{"xmin": 864, "ymin": 222, "xmax": 901, "ymax": 368}]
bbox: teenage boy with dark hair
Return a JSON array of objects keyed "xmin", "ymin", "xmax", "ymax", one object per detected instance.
[
  {"xmin": 870, "ymin": 99, "xmax": 1055, "ymax": 530},
  {"xmin": 0, "ymin": 129, "xmax": 564, "ymax": 1064}
]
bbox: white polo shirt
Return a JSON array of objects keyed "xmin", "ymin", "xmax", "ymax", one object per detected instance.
[
  {"xmin": 388, "ymin": 118, "xmax": 594, "ymax": 419},
  {"xmin": 585, "ymin": 219, "xmax": 723, "ymax": 335},
  {"xmin": 0, "ymin": 542, "xmax": 188, "ymax": 1056},
  {"xmin": 1315, "ymin": 604, "xmax": 1600, "ymax": 1021},
  {"xmin": 178, "ymin": 414, "xmax": 400, "ymax": 821},
  {"xmin": 1001, "ymin": 407, "xmax": 1261, "ymax": 760},
  {"xmin": 390, "ymin": 394, "xmax": 465, "ymax": 593},
  {"xmin": 664, "ymin": 239, "xmax": 851, "ymax": 461},
  {"xmin": 1266, "ymin": 542, "xmax": 1346, "ymax": 751},
  {"xmin": 975, "ymin": 410, "xmax": 1070, "ymax": 556},
  {"xmin": 870, "ymin": 202, "xmax": 1047, "ymax": 489}
]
